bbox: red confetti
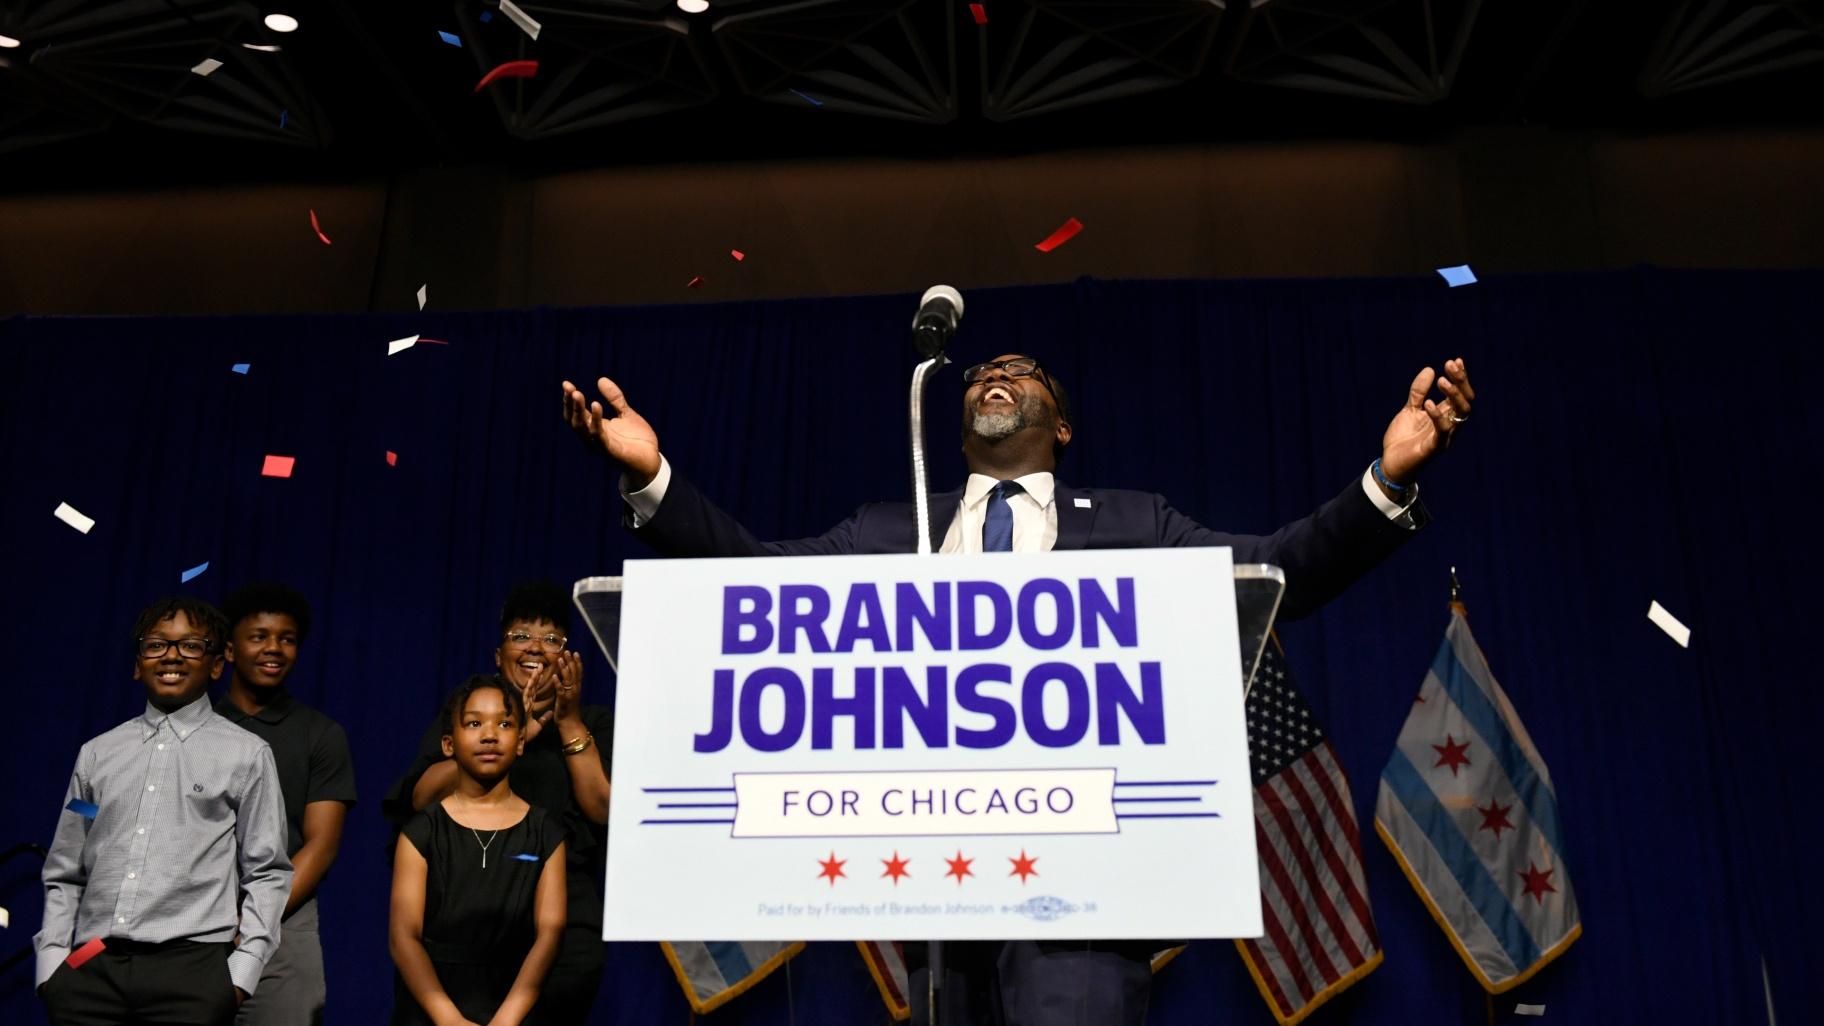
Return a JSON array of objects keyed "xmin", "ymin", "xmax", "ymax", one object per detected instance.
[
  {"xmin": 730, "ymin": 249, "xmax": 745, "ymax": 261},
  {"xmin": 418, "ymin": 338, "xmax": 450, "ymax": 345},
  {"xmin": 970, "ymin": 3, "xmax": 988, "ymax": 25},
  {"xmin": 261, "ymin": 455, "xmax": 296, "ymax": 479},
  {"xmin": 66, "ymin": 938, "xmax": 106, "ymax": 969},
  {"xmin": 385, "ymin": 451, "xmax": 398, "ymax": 467},
  {"xmin": 475, "ymin": 60, "xmax": 539, "ymax": 92},
  {"xmin": 1034, "ymin": 216, "xmax": 1084, "ymax": 253},
  {"xmin": 309, "ymin": 209, "xmax": 332, "ymax": 245},
  {"xmin": 686, "ymin": 276, "xmax": 705, "ymax": 288}
]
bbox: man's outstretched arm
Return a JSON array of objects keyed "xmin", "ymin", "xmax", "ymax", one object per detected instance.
[
  {"xmin": 562, "ymin": 376, "xmax": 867, "ymax": 558},
  {"xmin": 1158, "ymin": 357, "xmax": 1477, "ymax": 617}
]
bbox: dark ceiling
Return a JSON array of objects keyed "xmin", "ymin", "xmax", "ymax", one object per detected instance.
[{"xmin": 3, "ymin": 0, "xmax": 1822, "ymax": 194}]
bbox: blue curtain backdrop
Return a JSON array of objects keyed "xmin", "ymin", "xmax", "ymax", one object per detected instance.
[{"xmin": 2, "ymin": 269, "xmax": 1818, "ymax": 1025}]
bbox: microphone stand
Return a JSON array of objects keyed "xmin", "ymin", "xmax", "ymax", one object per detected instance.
[
  {"xmin": 909, "ymin": 288, "xmax": 960, "ymax": 1023},
  {"xmin": 908, "ymin": 349, "xmax": 948, "ymax": 1022},
  {"xmin": 909, "ymin": 352, "xmax": 949, "ymax": 557}
]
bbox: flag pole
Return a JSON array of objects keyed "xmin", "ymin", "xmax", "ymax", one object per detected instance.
[{"xmin": 1449, "ymin": 566, "xmax": 1466, "ymax": 616}]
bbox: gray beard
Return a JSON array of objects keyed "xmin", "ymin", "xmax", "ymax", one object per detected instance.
[
  {"xmin": 967, "ymin": 390, "xmax": 1050, "ymax": 443},
  {"xmin": 970, "ymin": 410, "xmax": 1024, "ymax": 441}
]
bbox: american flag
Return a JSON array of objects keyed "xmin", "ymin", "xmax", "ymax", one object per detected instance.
[
  {"xmin": 1235, "ymin": 639, "xmax": 1384, "ymax": 1025},
  {"xmin": 856, "ymin": 941, "xmax": 911, "ymax": 1020}
]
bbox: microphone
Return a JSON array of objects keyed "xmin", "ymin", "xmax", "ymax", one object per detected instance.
[{"xmin": 910, "ymin": 285, "xmax": 964, "ymax": 358}]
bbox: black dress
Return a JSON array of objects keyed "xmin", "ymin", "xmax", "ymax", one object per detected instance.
[
  {"xmin": 392, "ymin": 802, "xmax": 566, "ymax": 1026},
  {"xmin": 384, "ymin": 705, "xmax": 615, "ymax": 1020}
]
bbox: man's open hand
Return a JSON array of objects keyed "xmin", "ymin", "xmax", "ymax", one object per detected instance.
[
  {"xmin": 562, "ymin": 377, "xmax": 662, "ymax": 488},
  {"xmin": 1379, "ymin": 357, "xmax": 1474, "ymax": 485}
]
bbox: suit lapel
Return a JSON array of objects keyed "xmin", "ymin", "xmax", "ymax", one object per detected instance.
[
  {"xmin": 1054, "ymin": 482, "xmax": 1095, "ymax": 550},
  {"xmin": 925, "ymin": 489, "xmax": 963, "ymax": 552}
]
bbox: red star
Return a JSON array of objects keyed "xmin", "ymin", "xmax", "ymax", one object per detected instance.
[
  {"xmin": 944, "ymin": 850, "xmax": 975, "ymax": 885},
  {"xmin": 881, "ymin": 851, "xmax": 911, "ymax": 885},
  {"xmin": 1008, "ymin": 849, "xmax": 1039, "ymax": 884},
  {"xmin": 1432, "ymin": 734, "xmax": 1473, "ymax": 777},
  {"xmin": 1477, "ymin": 799, "xmax": 1515, "ymax": 840},
  {"xmin": 1518, "ymin": 862, "xmax": 1557, "ymax": 905},
  {"xmin": 816, "ymin": 851, "xmax": 847, "ymax": 887}
]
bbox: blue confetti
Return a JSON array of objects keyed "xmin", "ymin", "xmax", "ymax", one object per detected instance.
[
  {"xmin": 1436, "ymin": 264, "xmax": 1478, "ymax": 287},
  {"xmin": 231, "ymin": 363, "xmax": 250, "ymax": 375},
  {"xmin": 789, "ymin": 89, "xmax": 824, "ymax": 107},
  {"xmin": 66, "ymin": 798, "xmax": 99, "ymax": 820},
  {"xmin": 280, "ymin": 109, "xmax": 288, "ymax": 130},
  {"xmin": 512, "ymin": 853, "xmax": 540, "ymax": 862},
  {"xmin": 438, "ymin": 30, "xmax": 461, "ymax": 47},
  {"xmin": 480, "ymin": 10, "xmax": 493, "ymax": 22},
  {"xmin": 181, "ymin": 561, "xmax": 210, "ymax": 583}
]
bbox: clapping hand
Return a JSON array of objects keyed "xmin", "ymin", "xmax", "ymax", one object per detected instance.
[
  {"xmin": 1379, "ymin": 358, "xmax": 1475, "ymax": 486},
  {"xmin": 550, "ymin": 650, "xmax": 584, "ymax": 726},
  {"xmin": 517, "ymin": 650, "xmax": 584, "ymax": 745},
  {"xmin": 562, "ymin": 377, "xmax": 662, "ymax": 488},
  {"xmin": 516, "ymin": 663, "xmax": 558, "ymax": 745}
]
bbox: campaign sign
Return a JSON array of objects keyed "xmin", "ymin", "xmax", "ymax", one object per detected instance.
[{"xmin": 602, "ymin": 548, "xmax": 1261, "ymax": 941}]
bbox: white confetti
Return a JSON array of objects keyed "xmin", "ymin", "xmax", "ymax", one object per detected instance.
[
  {"xmin": 0, "ymin": 906, "xmax": 10, "ymax": 928},
  {"xmin": 498, "ymin": 0, "xmax": 542, "ymax": 40},
  {"xmin": 1515, "ymin": 1004, "xmax": 1546, "ymax": 1016},
  {"xmin": 1647, "ymin": 600, "xmax": 1691, "ymax": 647},
  {"xmin": 1073, "ymin": 498, "xmax": 1092, "ymax": 508},
  {"xmin": 53, "ymin": 502, "xmax": 96, "ymax": 535},
  {"xmin": 388, "ymin": 335, "xmax": 420, "ymax": 356},
  {"xmin": 191, "ymin": 57, "xmax": 224, "ymax": 77},
  {"xmin": 416, "ymin": 284, "xmax": 428, "ymax": 310}
]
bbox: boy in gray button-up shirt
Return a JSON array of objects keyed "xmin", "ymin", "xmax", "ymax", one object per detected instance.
[{"xmin": 35, "ymin": 596, "xmax": 292, "ymax": 1026}]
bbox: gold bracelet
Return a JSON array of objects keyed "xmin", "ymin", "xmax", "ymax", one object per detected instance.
[{"xmin": 560, "ymin": 732, "xmax": 594, "ymax": 756}]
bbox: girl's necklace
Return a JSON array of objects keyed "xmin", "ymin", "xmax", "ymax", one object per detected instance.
[{"xmin": 470, "ymin": 827, "xmax": 500, "ymax": 868}]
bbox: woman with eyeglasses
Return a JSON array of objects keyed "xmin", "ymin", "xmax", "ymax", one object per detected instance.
[{"xmin": 383, "ymin": 581, "xmax": 612, "ymax": 1023}]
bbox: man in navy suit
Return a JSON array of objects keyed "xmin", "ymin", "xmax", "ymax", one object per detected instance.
[{"xmin": 561, "ymin": 351, "xmax": 1474, "ymax": 1025}]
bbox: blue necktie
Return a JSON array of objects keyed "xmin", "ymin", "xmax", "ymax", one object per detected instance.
[{"xmin": 982, "ymin": 480, "xmax": 1022, "ymax": 552}]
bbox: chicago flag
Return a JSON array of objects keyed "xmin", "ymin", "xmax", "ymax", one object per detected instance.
[{"xmin": 1375, "ymin": 607, "xmax": 1582, "ymax": 991}]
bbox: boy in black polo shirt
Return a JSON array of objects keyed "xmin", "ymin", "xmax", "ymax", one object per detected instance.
[{"xmin": 214, "ymin": 583, "xmax": 358, "ymax": 1026}]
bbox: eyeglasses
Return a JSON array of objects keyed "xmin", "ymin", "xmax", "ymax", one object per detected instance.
[
  {"xmin": 138, "ymin": 637, "xmax": 213, "ymax": 659},
  {"xmin": 505, "ymin": 631, "xmax": 567, "ymax": 650},
  {"xmin": 962, "ymin": 357, "xmax": 1058, "ymax": 403},
  {"xmin": 961, "ymin": 358, "xmax": 1044, "ymax": 384}
]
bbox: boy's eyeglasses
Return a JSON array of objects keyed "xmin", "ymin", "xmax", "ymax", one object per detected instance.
[{"xmin": 138, "ymin": 637, "xmax": 213, "ymax": 659}]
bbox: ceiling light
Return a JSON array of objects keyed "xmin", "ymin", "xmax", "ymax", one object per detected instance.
[
  {"xmin": 263, "ymin": 13, "xmax": 299, "ymax": 33},
  {"xmin": 677, "ymin": 0, "xmax": 709, "ymax": 13},
  {"xmin": 0, "ymin": 34, "xmax": 22, "ymax": 49}
]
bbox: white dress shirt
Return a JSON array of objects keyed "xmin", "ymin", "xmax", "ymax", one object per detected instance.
[
  {"xmin": 939, "ymin": 472, "xmax": 1058, "ymax": 553},
  {"xmin": 622, "ymin": 456, "xmax": 1419, "ymax": 545}
]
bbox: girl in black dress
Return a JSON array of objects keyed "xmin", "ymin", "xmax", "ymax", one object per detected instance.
[
  {"xmin": 384, "ymin": 582, "xmax": 612, "ymax": 1022},
  {"xmin": 390, "ymin": 676, "xmax": 567, "ymax": 1026}
]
